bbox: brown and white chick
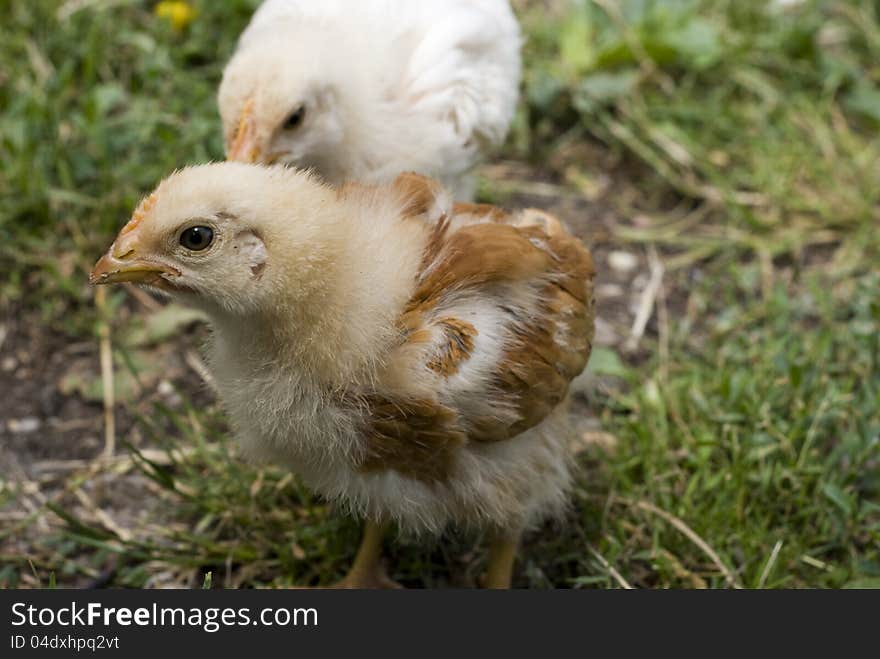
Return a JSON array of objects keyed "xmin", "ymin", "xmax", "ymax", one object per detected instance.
[
  {"xmin": 219, "ymin": 0, "xmax": 521, "ymax": 199},
  {"xmin": 90, "ymin": 163, "xmax": 595, "ymax": 588}
]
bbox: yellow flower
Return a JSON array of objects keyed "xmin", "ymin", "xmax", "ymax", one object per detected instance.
[{"xmin": 155, "ymin": 1, "xmax": 196, "ymax": 32}]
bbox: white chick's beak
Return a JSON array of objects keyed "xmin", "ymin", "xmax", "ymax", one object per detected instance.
[{"xmin": 226, "ymin": 97, "xmax": 261, "ymax": 163}]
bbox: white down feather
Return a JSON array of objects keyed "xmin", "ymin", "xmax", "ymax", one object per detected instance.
[{"xmin": 221, "ymin": 0, "xmax": 521, "ymax": 198}]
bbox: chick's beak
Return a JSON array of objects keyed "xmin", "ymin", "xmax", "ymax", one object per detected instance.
[
  {"xmin": 89, "ymin": 234, "xmax": 179, "ymax": 286},
  {"xmin": 226, "ymin": 97, "xmax": 261, "ymax": 163}
]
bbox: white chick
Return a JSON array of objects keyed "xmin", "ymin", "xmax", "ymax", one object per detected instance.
[{"xmin": 218, "ymin": 0, "xmax": 521, "ymax": 199}]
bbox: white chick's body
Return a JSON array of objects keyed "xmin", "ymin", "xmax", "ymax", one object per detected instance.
[
  {"xmin": 91, "ymin": 164, "xmax": 594, "ymax": 587},
  {"xmin": 219, "ymin": 0, "xmax": 521, "ymax": 199}
]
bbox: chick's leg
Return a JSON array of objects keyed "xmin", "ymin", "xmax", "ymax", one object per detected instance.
[
  {"xmin": 334, "ymin": 519, "xmax": 401, "ymax": 589},
  {"xmin": 483, "ymin": 530, "xmax": 521, "ymax": 589}
]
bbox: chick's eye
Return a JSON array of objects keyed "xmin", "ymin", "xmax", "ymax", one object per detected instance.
[
  {"xmin": 284, "ymin": 105, "xmax": 306, "ymax": 130},
  {"xmin": 179, "ymin": 226, "xmax": 214, "ymax": 251}
]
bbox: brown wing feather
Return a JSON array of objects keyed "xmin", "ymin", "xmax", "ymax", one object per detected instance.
[
  {"xmin": 356, "ymin": 180, "xmax": 596, "ymax": 481},
  {"xmin": 358, "ymin": 395, "xmax": 466, "ymax": 484},
  {"xmin": 389, "ymin": 172, "xmax": 446, "ymax": 219},
  {"xmin": 422, "ymin": 206, "xmax": 594, "ymax": 439}
]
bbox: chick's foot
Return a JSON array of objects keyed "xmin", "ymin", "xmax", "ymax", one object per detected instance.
[
  {"xmin": 332, "ymin": 563, "xmax": 402, "ymax": 590},
  {"xmin": 330, "ymin": 519, "xmax": 402, "ymax": 589}
]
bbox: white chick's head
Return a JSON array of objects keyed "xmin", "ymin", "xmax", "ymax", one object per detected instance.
[
  {"xmin": 90, "ymin": 163, "xmax": 336, "ymax": 316},
  {"xmin": 218, "ymin": 29, "xmax": 351, "ymax": 180}
]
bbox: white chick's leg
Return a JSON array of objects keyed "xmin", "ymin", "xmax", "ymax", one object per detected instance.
[
  {"xmin": 483, "ymin": 529, "xmax": 522, "ymax": 589},
  {"xmin": 333, "ymin": 519, "xmax": 401, "ymax": 589}
]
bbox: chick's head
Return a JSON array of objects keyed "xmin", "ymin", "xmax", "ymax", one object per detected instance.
[
  {"xmin": 219, "ymin": 30, "xmax": 348, "ymax": 178},
  {"xmin": 90, "ymin": 163, "xmax": 334, "ymax": 316}
]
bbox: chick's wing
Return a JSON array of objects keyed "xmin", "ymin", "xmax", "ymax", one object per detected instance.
[{"xmin": 378, "ymin": 174, "xmax": 596, "ymax": 445}]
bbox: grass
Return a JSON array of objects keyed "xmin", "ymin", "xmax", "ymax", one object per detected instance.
[
  {"xmin": 590, "ymin": 270, "xmax": 880, "ymax": 588},
  {"xmin": 1, "ymin": 0, "xmax": 878, "ymax": 588}
]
